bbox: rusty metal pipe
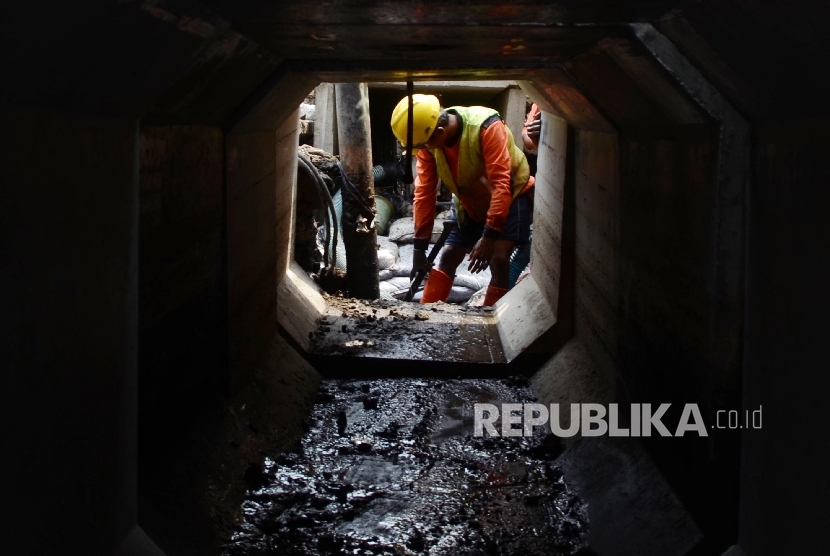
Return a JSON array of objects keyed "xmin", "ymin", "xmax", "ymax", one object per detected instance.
[{"xmin": 334, "ymin": 82, "xmax": 380, "ymax": 300}]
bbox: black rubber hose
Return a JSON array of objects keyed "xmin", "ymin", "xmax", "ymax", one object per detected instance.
[
  {"xmin": 373, "ymin": 159, "xmax": 404, "ymax": 186},
  {"xmin": 335, "ymin": 162, "xmax": 375, "ymax": 220},
  {"xmin": 299, "ymin": 154, "xmax": 335, "ymax": 268},
  {"xmin": 372, "ymin": 164, "xmax": 388, "ymax": 184},
  {"xmin": 297, "ymin": 155, "xmax": 330, "ymax": 268},
  {"xmin": 313, "ymin": 160, "xmax": 339, "ymax": 269},
  {"xmin": 298, "ymin": 153, "xmax": 339, "ymax": 269}
]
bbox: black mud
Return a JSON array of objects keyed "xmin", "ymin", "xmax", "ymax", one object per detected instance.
[
  {"xmin": 223, "ymin": 377, "xmax": 593, "ymax": 556},
  {"xmin": 308, "ymin": 296, "xmax": 506, "ymax": 364}
]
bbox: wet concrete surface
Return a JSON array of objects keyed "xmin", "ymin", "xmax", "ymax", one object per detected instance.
[
  {"xmin": 310, "ymin": 294, "xmax": 506, "ymax": 364},
  {"xmin": 223, "ymin": 377, "xmax": 593, "ymax": 556}
]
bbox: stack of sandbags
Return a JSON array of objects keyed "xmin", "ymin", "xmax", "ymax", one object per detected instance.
[
  {"xmin": 381, "ymin": 243, "xmax": 492, "ymax": 304},
  {"xmin": 378, "ymin": 276, "xmax": 413, "ymax": 300},
  {"xmin": 407, "ymin": 251, "xmax": 491, "ymax": 304},
  {"xmin": 378, "ymin": 241, "xmax": 429, "ymax": 301}
]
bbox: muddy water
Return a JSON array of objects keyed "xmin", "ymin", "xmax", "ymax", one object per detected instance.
[{"xmin": 224, "ymin": 377, "xmax": 593, "ymax": 555}]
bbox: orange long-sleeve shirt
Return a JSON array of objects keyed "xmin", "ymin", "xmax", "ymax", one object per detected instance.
[{"xmin": 413, "ymin": 119, "xmax": 534, "ymax": 245}]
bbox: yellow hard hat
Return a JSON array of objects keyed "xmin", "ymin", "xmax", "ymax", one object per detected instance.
[{"xmin": 390, "ymin": 94, "xmax": 440, "ymax": 147}]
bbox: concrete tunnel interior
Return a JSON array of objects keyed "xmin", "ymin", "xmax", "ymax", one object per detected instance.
[
  {"xmin": 216, "ymin": 60, "xmax": 728, "ymax": 555},
  {"xmin": 3, "ymin": 1, "xmax": 830, "ymax": 555}
]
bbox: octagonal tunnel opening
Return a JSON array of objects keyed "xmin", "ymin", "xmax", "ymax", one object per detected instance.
[
  {"xmin": 224, "ymin": 62, "xmax": 724, "ymax": 553},
  {"xmin": 283, "ymin": 80, "xmax": 565, "ymax": 373},
  {"xmin": 139, "ymin": 54, "xmax": 741, "ymax": 554}
]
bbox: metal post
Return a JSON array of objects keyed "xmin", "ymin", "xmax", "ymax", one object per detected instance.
[{"xmin": 334, "ymin": 82, "xmax": 380, "ymax": 300}]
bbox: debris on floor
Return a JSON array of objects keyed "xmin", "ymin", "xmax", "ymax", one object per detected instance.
[
  {"xmin": 309, "ymin": 294, "xmax": 505, "ymax": 363},
  {"xmin": 223, "ymin": 377, "xmax": 594, "ymax": 556}
]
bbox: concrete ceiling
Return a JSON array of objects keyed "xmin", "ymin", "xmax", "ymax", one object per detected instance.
[
  {"xmin": 209, "ymin": 0, "xmax": 677, "ymax": 64},
  {"xmin": 3, "ymin": 1, "xmax": 830, "ymax": 124}
]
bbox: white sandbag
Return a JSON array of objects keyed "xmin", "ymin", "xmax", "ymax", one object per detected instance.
[
  {"xmin": 376, "ymin": 235, "xmax": 399, "ymax": 270},
  {"xmin": 394, "ymin": 242, "xmax": 443, "ymax": 277},
  {"xmin": 447, "ymin": 286, "xmax": 477, "ymax": 304},
  {"xmin": 394, "ymin": 264, "xmax": 412, "ymax": 278},
  {"xmin": 453, "ymin": 253, "xmax": 492, "ymax": 289},
  {"xmin": 387, "ymin": 217, "xmax": 414, "ymax": 243},
  {"xmin": 386, "ymin": 276, "xmax": 411, "ymax": 291},
  {"xmin": 465, "ymin": 286, "xmax": 488, "ymax": 307},
  {"xmin": 453, "ymin": 272, "xmax": 487, "ymax": 292},
  {"xmin": 379, "ymin": 279, "xmax": 402, "ymax": 296},
  {"xmin": 377, "ymin": 249, "xmax": 396, "ymax": 270},
  {"xmin": 395, "ymin": 244, "xmax": 414, "ymax": 277},
  {"xmin": 387, "ymin": 217, "xmax": 446, "ymax": 244},
  {"xmin": 377, "ymin": 236, "xmax": 399, "ymax": 258},
  {"xmin": 378, "ymin": 269, "xmax": 395, "ymax": 281},
  {"xmin": 379, "ymin": 276, "xmax": 413, "ymax": 299}
]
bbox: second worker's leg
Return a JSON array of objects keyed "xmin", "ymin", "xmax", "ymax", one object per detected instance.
[{"xmin": 483, "ymin": 239, "xmax": 515, "ymax": 305}]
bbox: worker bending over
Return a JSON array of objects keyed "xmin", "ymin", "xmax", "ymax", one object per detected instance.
[{"xmin": 390, "ymin": 94, "xmax": 534, "ymax": 306}]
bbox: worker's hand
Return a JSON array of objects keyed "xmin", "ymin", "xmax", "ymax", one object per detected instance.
[
  {"xmin": 524, "ymin": 112, "xmax": 542, "ymax": 147},
  {"xmin": 468, "ymin": 236, "xmax": 495, "ymax": 274},
  {"xmin": 410, "ymin": 249, "xmax": 430, "ymax": 279}
]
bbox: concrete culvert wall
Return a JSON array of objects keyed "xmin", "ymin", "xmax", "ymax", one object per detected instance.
[{"xmin": 4, "ymin": 2, "xmax": 830, "ymax": 555}]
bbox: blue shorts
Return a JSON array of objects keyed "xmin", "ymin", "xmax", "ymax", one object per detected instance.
[{"xmin": 445, "ymin": 191, "xmax": 533, "ymax": 249}]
